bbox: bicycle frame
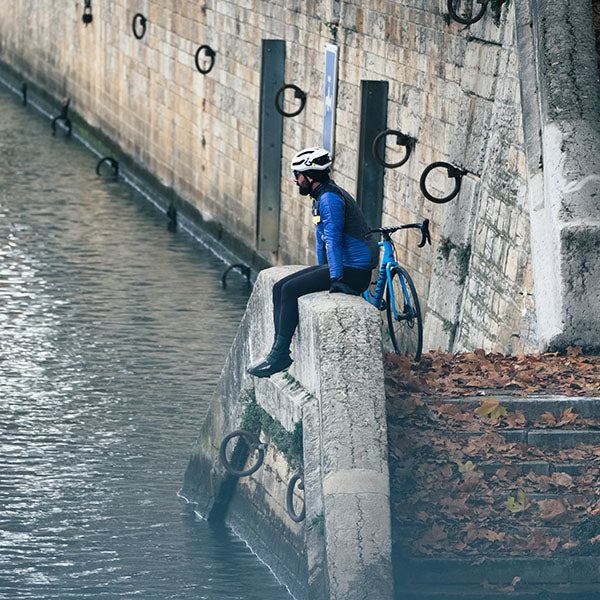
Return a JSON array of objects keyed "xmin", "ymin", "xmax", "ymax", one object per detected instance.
[
  {"xmin": 363, "ymin": 239, "xmax": 412, "ymax": 321},
  {"xmin": 363, "ymin": 219, "xmax": 429, "ymax": 359}
]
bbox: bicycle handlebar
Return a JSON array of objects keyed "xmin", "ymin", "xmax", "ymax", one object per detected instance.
[
  {"xmin": 418, "ymin": 219, "xmax": 431, "ymax": 248},
  {"xmin": 369, "ymin": 219, "xmax": 431, "ymax": 248}
]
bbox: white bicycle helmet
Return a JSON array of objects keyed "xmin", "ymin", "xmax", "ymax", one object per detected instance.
[{"xmin": 290, "ymin": 147, "xmax": 332, "ymax": 173}]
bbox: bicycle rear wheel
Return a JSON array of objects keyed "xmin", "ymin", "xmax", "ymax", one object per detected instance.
[{"xmin": 386, "ymin": 266, "xmax": 423, "ymax": 361}]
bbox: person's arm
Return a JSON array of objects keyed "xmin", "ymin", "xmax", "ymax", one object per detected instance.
[
  {"xmin": 316, "ymin": 228, "xmax": 325, "ymax": 265},
  {"xmin": 319, "ymin": 192, "xmax": 344, "ymax": 279}
]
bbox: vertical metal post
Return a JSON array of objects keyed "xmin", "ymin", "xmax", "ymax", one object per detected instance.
[
  {"xmin": 356, "ymin": 80, "xmax": 388, "ymax": 229},
  {"xmin": 256, "ymin": 39, "xmax": 285, "ymax": 252}
]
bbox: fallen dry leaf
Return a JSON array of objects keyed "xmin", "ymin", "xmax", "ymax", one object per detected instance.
[
  {"xmin": 556, "ymin": 407, "xmax": 578, "ymax": 427},
  {"xmin": 537, "ymin": 498, "xmax": 568, "ymax": 522},
  {"xmin": 539, "ymin": 412, "xmax": 557, "ymax": 427},
  {"xmin": 551, "ymin": 472, "xmax": 574, "ymax": 488},
  {"xmin": 482, "ymin": 575, "xmax": 521, "ymax": 592}
]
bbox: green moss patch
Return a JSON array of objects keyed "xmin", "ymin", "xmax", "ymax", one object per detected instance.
[{"xmin": 239, "ymin": 388, "xmax": 304, "ymax": 471}]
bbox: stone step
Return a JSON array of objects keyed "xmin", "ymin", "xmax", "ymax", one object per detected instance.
[
  {"xmin": 477, "ymin": 461, "xmax": 591, "ymax": 477},
  {"xmin": 429, "ymin": 395, "xmax": 600, "ymax": 420},
  {"xmin": 390, "ymin": 461, "xmax": 594, "ymax": 478},
  {"xmin": 392, "ymin": 522, "xmax": 594, "ymax": 550},
  {"xmin": 396, "ymin": 582, "xmax": 600, "ymax": 600},
  {"xmin": 394, "ymin": 490, "xmax": 599, "ymax": 506},
  {"xmin": 394, "ymin": 555, "xmax": 600, "ymax": 587},
  {"xmin": 453, "ymin": 428, "xmax": 600, "ymax": 448}
]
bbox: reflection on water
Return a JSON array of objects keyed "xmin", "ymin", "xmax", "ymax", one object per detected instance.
[{"xmin": 0, "ymin": 84, "xmax": 290, "ymax": 600}]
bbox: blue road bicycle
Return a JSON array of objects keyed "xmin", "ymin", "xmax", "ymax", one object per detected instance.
[{"xmin": 363, "ymin": 219, "xmax": 431, "ymax": 361}]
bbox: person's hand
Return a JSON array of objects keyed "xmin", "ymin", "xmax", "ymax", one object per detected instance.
[{"xmin": 329, "ymin": 278, "xmax": 360, "ymax": 295}]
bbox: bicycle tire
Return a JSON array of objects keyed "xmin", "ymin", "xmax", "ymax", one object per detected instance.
[
  {"xmin": 219, "ymin": 430, "xmax": 265, "ymax": 477},
  {"xmin": 386, "ymin": 266, "xmax": 423, "ymax": 361}
]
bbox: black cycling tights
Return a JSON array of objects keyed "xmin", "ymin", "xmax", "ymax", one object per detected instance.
[{"xmin": 272, "ymin": 265, "xmax": 371, "ymax": 340}]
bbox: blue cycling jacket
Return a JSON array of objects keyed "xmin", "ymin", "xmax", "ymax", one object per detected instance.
[{"xmin": 311, "ymin": 180, "xmax": 379, "ymax": 279}]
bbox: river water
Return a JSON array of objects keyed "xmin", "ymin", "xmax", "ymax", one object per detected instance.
[{"xmin": 0, "ymin": 84, "xmax": 291, "ymax": 600}]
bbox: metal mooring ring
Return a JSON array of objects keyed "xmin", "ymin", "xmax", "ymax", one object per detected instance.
[
  {"xmin": 52, "ymin": 99, "xmax": 72, "ymax": 137},
  {"xmin": 195, "ymin": 45, "xmax": 216, "ymax": 74},
  {"xmin": 286, "ymin": 474, "xmax": 306, "ymax": 523},
  {"xmin": 372, "ymin": 129, "xmax": 414, "ymax": 169},
  {"xmin": 447, "ymin": 0, "xmax": 488, "ymax": 25},
  {"xmin": 222, "ymin": 264, "xmax": 252, "ymax": 288},
  {"xmin": 82, "ymin": 0, "xmax": 93, "ymax": 26},
  {"xmin": 219, "ymin": 430, "xmax": 265, "ymax": 477},
  {"xmin": 420, "ymin": 161, "xmax": 466, "ymax": 204},
  {"xmin": 96, "ymin": 157, "xmax": 119, "ymax": 177},
  {"xmin": 51, "ymin": 117, "xmax": 72, "ymax": 136},
  {"xmin": 166, "ymin": 202, "xmax": 177, "ymax": 232},
  {"xmin": 132, "ymin": 13, "xmax": 147, "ymax": 39},
  {"xmin": 274, "ymin": 84, "xmax": 307, "ymax": 118}
]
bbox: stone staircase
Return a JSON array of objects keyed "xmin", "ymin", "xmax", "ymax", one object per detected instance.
[{"xmin": 387, "ymin": 393, "xmax": 600, "ymax": 600}]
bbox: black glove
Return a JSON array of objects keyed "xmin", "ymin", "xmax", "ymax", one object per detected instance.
[{"xmin": 329, "ymin": 278, "xmax": 360, "ymax": 296}]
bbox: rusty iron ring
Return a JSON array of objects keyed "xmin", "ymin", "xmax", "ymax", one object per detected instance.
[
  {"xmin": 96, "ymin": 157, "xmax": 119, "ymax": 178},
  {"xmin": 82, "ymin": 0, "xmax": 93, "ymax": 25},
  {"xmin": 222, "ymin": 264, "xmax": 252, "ymax": 288},
  {"xmin": 219, "ymin": 430, "xmax": 265, "ymax": 477},
  {"xmin": 51, "ymin": 99, "xmax": 72, "ymax": 137},
  {"xmin": 286, "ymin": 474, "xmax": 306, "ymax": 522}
]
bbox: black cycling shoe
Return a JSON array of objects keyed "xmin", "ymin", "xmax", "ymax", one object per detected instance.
[
  {"xmin": 247, "ymin": 334, "xmax": 293, "ymax": 378},
  {"xmin": 247, "ymin": 354, "xmax": 293, "ymax": 378}
]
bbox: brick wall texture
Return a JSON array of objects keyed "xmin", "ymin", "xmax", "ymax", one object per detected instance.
[{"xmin": 0, "ymin": 0, "xmax": 539, "ymax": 354}]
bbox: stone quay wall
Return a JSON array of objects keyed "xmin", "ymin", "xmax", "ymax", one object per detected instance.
[
  {"xmin": 182, "ymin": 267, "xmax": 393, "ymax": 600},
  {"xmin": 1, "ymin": 0, "xmax": 599, "ymax": 353}
]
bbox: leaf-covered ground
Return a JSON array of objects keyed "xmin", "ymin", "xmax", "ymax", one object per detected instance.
[{"xmin": 385, "ymin": 348, "xmax": 600, "ymax": 560}]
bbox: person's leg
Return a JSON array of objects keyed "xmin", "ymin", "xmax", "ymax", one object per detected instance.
[
  {"xmin": 341, "ymin": 266, "xmax": 372, "ymax": 294},
  {"xmin": 276, "ymin": 265, "xmax": 330, "ymax": 338},
  {"xmin": 272, "ymin": 265, "xmax": 325, "ymax": 335},
  {"xmin": 249, "ymin": 265, "xmax": 330, "ymax": 378}
]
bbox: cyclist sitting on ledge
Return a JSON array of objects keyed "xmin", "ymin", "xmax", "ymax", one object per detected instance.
[{"xmin": 247, "ymin": 146, "xmax": 379, "ymax": 379}]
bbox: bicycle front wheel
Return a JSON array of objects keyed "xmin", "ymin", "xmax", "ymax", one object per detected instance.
[{"xmin": 386, "ymin": 266, "xmax": 423, "ymax": 361}]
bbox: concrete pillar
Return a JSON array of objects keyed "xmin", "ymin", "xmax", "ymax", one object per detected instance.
[
  {"xmin": 514, "ymin": 0, "xmax": 600, "ymax": 351},
  {"xmin": 296, "ymin": 292, "xmax": 394, "ymax": 600}
]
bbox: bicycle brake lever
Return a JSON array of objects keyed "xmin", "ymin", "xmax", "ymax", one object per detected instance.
[{"xmin": 418, "ymin": 218, "xmax": 431, "ymax": 248}]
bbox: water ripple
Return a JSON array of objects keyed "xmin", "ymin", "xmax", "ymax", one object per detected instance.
[{"xmin": 0, "ymin": 85, "xmax": 289, "ymax": 600}]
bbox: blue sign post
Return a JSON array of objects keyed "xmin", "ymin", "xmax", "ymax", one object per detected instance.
[{"xmin": 322, "ymin": 44, "xmax": 338, "ymax": 155}]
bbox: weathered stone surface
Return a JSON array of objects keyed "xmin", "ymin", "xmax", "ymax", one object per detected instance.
[
  {"xmin": 295, "ymin": 290, "xmax": 393, "ymax": 600},
  {"xmin": 515, "ymin": 0, "xmax": 600, "ymax": 351},
  {"xmin": 183, "ymin": 267, "xmax": 393, "ymax": 599}
]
